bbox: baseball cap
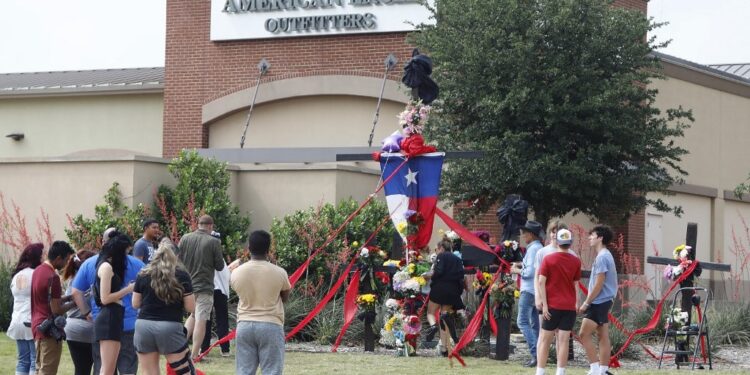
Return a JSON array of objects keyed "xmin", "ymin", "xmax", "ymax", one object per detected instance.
[{"xmin": 556, "ymin": 228, "xmax": 573, "ymax": 245}]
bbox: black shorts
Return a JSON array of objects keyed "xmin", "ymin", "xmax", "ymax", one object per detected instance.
[
  {"xmin": 542, "ymin": 309, "xmax": 576, "ymax": 331},
  {"xmin": 584, "ymin": 300, "xmax": 613, "ymax": 326},
  {"xmin": 95, "ymin": 304, "xmax": 124, "ymax": 341}
]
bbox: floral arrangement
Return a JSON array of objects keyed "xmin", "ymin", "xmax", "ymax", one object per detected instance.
[
  {"xmin": 491, "ymin": 274, "xmax": 518, "ymax": 319},
  {"xmin": 666, "ymin": 307, "xmax": 690, "ymax": 331},
  {"xmin": 472, "ymin": 270, "xmax": 493, "ymax": 291},
  {"xmin": 397, "ymin": 100, "xmax": 431, "ymax": 135},
  {"xmin": 356, "ymin": 293, "xmax": 378, "ymax": 311},
  {"xmin": 397, "ymin": 210, "xmax": 425, "ymax": 239},
  {"xmin": 664, "ymin": 244, "xmax": 693, "ymax": 281}
]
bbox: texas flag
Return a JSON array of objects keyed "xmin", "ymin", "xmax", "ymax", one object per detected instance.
[{"xmin": 379, "ymin": 152, "xmax": 444, "ymax": 250}]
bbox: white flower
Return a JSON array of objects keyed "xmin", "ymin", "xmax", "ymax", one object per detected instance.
[
  {"xmin": 679, "ymin": 248, "xmax": 689, "ymax": 259},
  {"xmin": 445, "ymin": 230, "xmax": 459, "ymax": 240},
  {"xmin": 511, "ymin": 241, "xmax": 519, "ymax": 250},
  {"xmin": 360, "ymin": 248, "xmax": 369, "ymax": 258},
  {"xmin": 673, "ymin": 265, "xmax": 683, "ymax": 276},
  {"xmin": 429, "ymin": 253, "xmax": 437, "ymax": 263},
  {"xmin": 393, "ymin": 270, "xmax": 411, "ymax": 283},
  {"xmin": 386, "ymin": 299, "xmax": 400, "ymax": 309}
]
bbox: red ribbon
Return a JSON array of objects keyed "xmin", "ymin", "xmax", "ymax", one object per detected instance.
[
  {"xmin": 288, "ymin": 158, "xmax": 409, "ymax": 288},
  {"xmin": 332, "ymin": 269, "xmax": 361, "ymax": 352},
  {"xmin": 488, "ymin": 303, "xmax": 498, "ymax": 337},
  {"xmin": 286, "ymin": 255, "xmax": 359, "ymax": 340},
  {"xmin": 449, "ymin": 267, "xmax": 504, "ymax": 366}
]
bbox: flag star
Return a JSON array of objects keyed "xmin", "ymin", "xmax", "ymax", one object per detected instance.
[{"xmin": 405, "ymin": 168, "xmax": 418, "ymax": 186}]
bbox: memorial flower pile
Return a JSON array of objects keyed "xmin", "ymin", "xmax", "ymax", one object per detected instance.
[
  {"xmin": 397, "ymin": 100, "xmax": 431, "ymax": 135},
  {"xmin": 491, "ymin": 274, "xmax": 518, "ymax": 319}
]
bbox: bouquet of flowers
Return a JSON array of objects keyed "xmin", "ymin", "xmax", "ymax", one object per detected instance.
[
  {"xmin": 356, "ymin": 294, "xmax": 378, "ymax": 312},
  {"xmin": 472, "ymin": 270, "xmax": 493, "ymax": 293},
  {"xmin": 664, "ymin": 244, "xmax": 693, "ymax": 281},
  {"xmin": 491, "ymin": 274, "xmax": 518, "ymax": 318},
  {"xmin": 397, "ymin": 100, "xmax": 431, "ymax": 135},
  {"xmin": 666, "ymin": 307, "xmax": 690, "ymax": 331}
]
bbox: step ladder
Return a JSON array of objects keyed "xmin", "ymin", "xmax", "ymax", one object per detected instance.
[{"xmin": 658, "ymin": 287, "xmax": 713, "ymax": 370}]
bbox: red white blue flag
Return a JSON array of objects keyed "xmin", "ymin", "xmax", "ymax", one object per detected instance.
[{"xmin": 379, "ymin": 152, "xmax": 444, "ymax": 250}]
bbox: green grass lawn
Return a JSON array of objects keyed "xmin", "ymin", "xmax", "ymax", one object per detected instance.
[{"xmin": 0, "ymin": 335, "xmax": 738, "ymax": 374}]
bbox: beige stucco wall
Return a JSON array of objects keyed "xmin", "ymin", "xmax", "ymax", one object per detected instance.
[
  {"xmin": 0, "ymin": 156, "xmax": 173, "ymax": 260},
  {"xmin": 650, "ymin": 77, "xmax": 750, "ymax": 191},
  {"xmin": 208, "ymin": 95, "xmax": 405, "ymax": 149},
  {"xmin": 0, "ymin": 94, "xmax": 163, "ymax": 158}
]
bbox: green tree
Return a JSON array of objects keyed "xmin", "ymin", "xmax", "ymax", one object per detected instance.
[
  {"xmin": 154, "ymin": 150, "xmax": 251, "ymax": 257},
  {"xmin": 413, "ymin": 0, "xmax": 693, "ymax": 225}
]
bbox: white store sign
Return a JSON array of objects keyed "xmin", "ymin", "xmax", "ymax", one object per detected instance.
[{"xmin": 211, "ymin": 0, "xmax": 435, "ymax": 41}]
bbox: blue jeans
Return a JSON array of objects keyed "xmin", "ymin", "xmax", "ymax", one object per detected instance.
[
  {"xmin": 517, "ymin": 291, "xmax": 539, "ymax": 356},
  {"xmin": 16, "ymin": 339, "xmax": 36, "ymax": 375}
]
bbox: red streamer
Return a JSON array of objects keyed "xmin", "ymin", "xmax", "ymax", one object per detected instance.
[
  {"xmin": 332, "ymin": 269, "xmax": 361, "ymax": 352},
  {"xmin": 436, "ymin": 208, "xmax": 508, "ymax": 267},
  {"xmin": 449, "ymin": 267, "xmax": 504, "ymax": 366},
  {"xmin": 288, "ymin": 158, "xmax": 409, "ymax": 288},
  {"xmin": 286, "ymin": 255, "xmax": 359, "ymax": 340},
  {"xmin": 488, "ymin": 303, "xmax": 498, "ymax": 337}
]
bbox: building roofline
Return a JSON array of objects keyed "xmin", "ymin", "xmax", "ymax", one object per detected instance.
[
  {"xmin": 0, "ymin": 67, "xmax": 164, "ymax": 98},
  {"xmin": 652, "ymin": 51, "xmax": 750, "ymax": 87}
]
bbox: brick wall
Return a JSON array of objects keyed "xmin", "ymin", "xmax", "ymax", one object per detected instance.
[{"xmin": 163, "ymin": 0, "xmax": 645, "ymax": 157}]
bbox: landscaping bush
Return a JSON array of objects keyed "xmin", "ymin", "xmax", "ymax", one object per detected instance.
[
  {"xmin": 65, "ymin": 182, "xmax": 148, "ymax": 249},
  {"xmin": 271, "ymin": 198, "xmax": 394, "ymax": 284},
  {"xmin": 0, "ymin": 261, "xmax": 13, "ymax": 330},
  {"xmin": 154, "ymin": 150, "xmax": 250, "ymax": 257},
  {"xmin": 709, "ymin": 301, "xmax": 750, "ymax": 352}
]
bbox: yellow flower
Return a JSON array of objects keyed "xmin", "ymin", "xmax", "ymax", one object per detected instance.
[
  {"xmin": 397, "ymin": 222, "xmax": 408, "ymax": 234},
  {"xmin": 503, "ymin": 240, "xmax": 512, "ymax": 247},
  {"xmin": 407, "ymin": 263, "xmax": 416, "ymax": 274},
  {"xmin": 384, "ymin": 316, "xmax": 398, "ymax": 331},
  {"xmin": 413, "ymin": 276, "xmax": 427, "ymax": 286},
  {"xmin": 438, "ymin": 229, "xmax": 445, "ymax": 235},
  {"xmin": 383, "ymin": 260, "xmax": 400, "ymax": 267},
  {"xmin": 378, "ymin": 250, "xmax": 387, "ymax": 258},
  {"xmin": 514, "ymin": 290, "xmax": 520, "ymax": 299},
  {"xmin": 674, "ymin": 244, "xmax": 686, "ymax": 260},
  {"xmin": 352, "ymin": 241, "xmax": 360, "ymax": 248}
]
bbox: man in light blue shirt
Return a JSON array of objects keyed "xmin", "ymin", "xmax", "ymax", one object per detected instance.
[
  {"xmin": 71, "ymin": 229, "xmax": 144, "ymax": 375},
  {"xmin": 578, "ymin": 225, "xmax": 618, "ymax": 375},
  {"xmin": 511, "ymin": 220, "xmax": 544, "ymax": 368}
]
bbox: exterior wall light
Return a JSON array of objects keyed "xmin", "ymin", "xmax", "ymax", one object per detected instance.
[{"xmin": 6, "ymin": 133, "xmax": 24, "ymax": 141}]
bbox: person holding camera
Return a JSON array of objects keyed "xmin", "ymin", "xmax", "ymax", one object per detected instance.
[
  {"xmin": 30, "ymin": 241, "xmax": 76, "ymax": 375},
  {"xmin": 8, "ymin": 243, "xmax": 44, "ymax": 375}
]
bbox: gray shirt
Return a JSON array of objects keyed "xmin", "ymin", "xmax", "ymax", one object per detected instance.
[
  {"xmin": 64, "ymin": 282, "xmax": 95, "ymax": 343},
  {"xmin": 177, "ymin": 229, "xmax": 224, "ymax": 294},
  {"xmin": 589, "ymin": 248, "xmax": 618, "ymax": 304}
]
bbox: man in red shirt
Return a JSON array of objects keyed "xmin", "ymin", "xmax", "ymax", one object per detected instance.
[
  {"xmin": 30, "ymin": 241, "xmax": 76, "ymax": 375},
  {"xmin": 536, "ymin": 229, "xmax": 581, "ymax": 375}
]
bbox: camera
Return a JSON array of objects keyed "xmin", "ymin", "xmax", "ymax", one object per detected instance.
[{"xmin": 38, "ymin": 315, "xmax": 67, "ymax": 341}]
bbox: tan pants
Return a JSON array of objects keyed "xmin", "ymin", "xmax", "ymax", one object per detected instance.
[{"xmin": 35, "ymin": 337, "xmax": 62, "ymax": 375}]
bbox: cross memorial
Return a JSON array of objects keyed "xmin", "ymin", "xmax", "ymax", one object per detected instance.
[{"xmin": 646, "ymin": 222, "xmax": 731, "ymax": 364}]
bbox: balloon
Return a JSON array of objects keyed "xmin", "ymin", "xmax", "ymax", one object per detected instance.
[{"xmin": 381, "ymin": 131, "xmax": 403, "ymax": 152}]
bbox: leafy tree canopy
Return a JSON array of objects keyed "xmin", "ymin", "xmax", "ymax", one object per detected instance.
[{"xmin": 413, "ymin": 0, "xmax": 693, "ymax": 225}]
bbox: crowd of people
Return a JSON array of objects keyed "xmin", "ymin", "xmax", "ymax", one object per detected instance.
[
  {"xmin": 7, "ymin": 212, "xmax": 616, "ymax": 375},
  {"xmin": 7, "ymin": 215, "xmax": 288, "ymax": 375},
  {"xmin": 510, "ymin": 221, "xmax": 618, "ymax": 375}
]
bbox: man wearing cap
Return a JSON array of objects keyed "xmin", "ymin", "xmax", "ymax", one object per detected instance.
[
  {"xmin": 133, "ymin": 218, "xmax": 160, "ymax": 265},
  {"xmin": 536, "ymin": 228, "xmax": 582, "ymax": 375},
  {"xmin": 510, "ymin": 220, "xmax": 544, "ymax": 368},
  {"xmin": 177, "ymin": 215, "xmax": 225, "ymax": 360}
]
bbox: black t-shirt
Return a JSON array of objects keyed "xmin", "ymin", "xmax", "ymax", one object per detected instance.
[{"xmin": 134, "ymin": 269, "xmax": 193, "ymax": 322}]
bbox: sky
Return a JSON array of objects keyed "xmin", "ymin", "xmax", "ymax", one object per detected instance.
[{"xmin": 0, "ymin": 0, "xmax": 747, "ymax": 74}]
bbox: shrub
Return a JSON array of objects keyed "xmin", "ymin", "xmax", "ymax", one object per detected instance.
[
  {"xmin": 0, "ymin": 261, "xmax": 12, "ymax": 330},
  {"xmin": 65, "ymin": 182, "xmax": 148, "ymax": 249},
  {"xmin": 709, "ymin": 301, "xmax": 750, "ymax": 352},
  {"xmin": 154, "ymin": 150, "xmax": 250, "ymax": 257},
  {"xmin": 271, "ymin": 198, "xmax": 395, "ymax": 283}
]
